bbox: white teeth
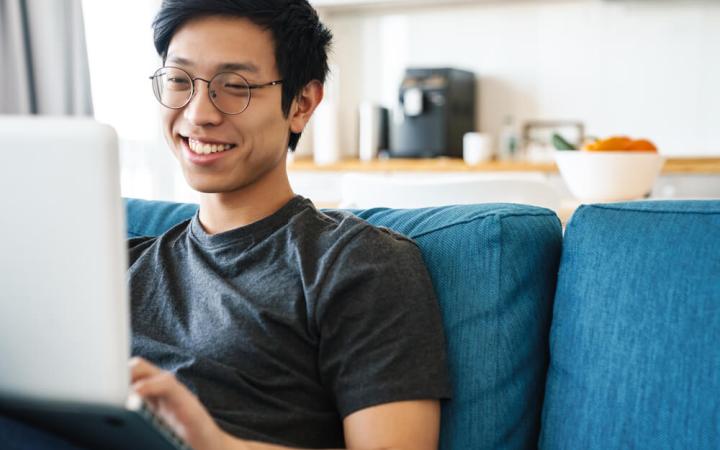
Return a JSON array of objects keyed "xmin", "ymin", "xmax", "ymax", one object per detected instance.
[{"xmin": 187, "ymin": 138, "xmax": 233, "ymax": 155}]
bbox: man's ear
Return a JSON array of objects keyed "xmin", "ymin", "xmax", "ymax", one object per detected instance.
[{"xmin": 289, "ymin": 80, "xmax": 324, "ymax": 134}]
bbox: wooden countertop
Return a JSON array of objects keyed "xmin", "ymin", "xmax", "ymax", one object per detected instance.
[{"xmin": 288, "ymin": 156, "xmax": 720, "ymax": 174}]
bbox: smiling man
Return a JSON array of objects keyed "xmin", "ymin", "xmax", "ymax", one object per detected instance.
[{"xmin": 124, "ymin": 1, "xmax": 452, "ymax": 450}]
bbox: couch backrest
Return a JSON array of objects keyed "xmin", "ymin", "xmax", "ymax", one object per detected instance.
[
  {"xmin": 126, "ymin": 199, "xmax": 563, "ymax": 450},
  {"xmin": 541, "ymin": 200, "xmax": 720, "ymax": 449}
]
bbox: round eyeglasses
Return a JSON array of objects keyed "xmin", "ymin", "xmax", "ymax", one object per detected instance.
[{"xmin": 149, "ymin": 66, "xmax": 283, "ymax": 115}]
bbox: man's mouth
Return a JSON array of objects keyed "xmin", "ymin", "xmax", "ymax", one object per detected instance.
[{"xmin": 183, "ymin": 137, "xmax": 236, "ymax": 155}]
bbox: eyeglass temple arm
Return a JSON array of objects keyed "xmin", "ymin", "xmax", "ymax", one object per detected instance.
[{"xmin": 247, "ymin": 80, "xmax": 283, "ymax": 90}]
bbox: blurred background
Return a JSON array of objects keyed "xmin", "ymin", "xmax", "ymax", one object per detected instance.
[{"xmin": 2, "ymin": 0, "xmax": 719, "ymax": 215}]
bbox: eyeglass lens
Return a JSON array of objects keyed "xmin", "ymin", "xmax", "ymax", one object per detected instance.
[{"xmin": 151, "ymin": 67, "xmax": 251, "ymax": 114}]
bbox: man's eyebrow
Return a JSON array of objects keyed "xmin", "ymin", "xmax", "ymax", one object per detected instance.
[
  {"xmin": 165, "ymin": 56, "xmax": 259, "ymax": 73},
  {"xmin": 217, "ymin": 62, "xmax": 260, "ymax": 73}
]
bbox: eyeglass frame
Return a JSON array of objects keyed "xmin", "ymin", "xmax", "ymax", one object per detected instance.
[{"xmin": 149, "ymin": 66, "xmax": 283, "ymax": 115}]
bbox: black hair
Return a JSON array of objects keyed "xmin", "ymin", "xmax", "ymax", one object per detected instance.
[{"xmin": 152, "ymin": 0, "xmax": 332, "ymax": 151}]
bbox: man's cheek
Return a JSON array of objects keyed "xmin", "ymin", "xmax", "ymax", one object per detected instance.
[{"xmin": 161, "ymin": 112, "xmax": 178, "ymax": 144}]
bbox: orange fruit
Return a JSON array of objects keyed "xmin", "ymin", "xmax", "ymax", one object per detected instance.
[
  {"xmin": 626, "ymin": 139, "xmax": 657, "ymax": 152},
  {"xmin": 588, "ymin": 136, "xmax": 633, "ymax": 151},
  {"xmin": 581, "ymin": 135, "xmax": 658, "ymax": 152}
]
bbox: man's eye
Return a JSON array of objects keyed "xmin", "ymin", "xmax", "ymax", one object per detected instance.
[
  {"xmin": 168, "ymin": 77, "xmax": 190, "ymax": 85},
  {"xmin": 223, "ymin": 84, "xmax": 249, "ymax": 96},
  {"xmin": 164, "ymin": 77, "xmax": 191, "ymax": 92}
]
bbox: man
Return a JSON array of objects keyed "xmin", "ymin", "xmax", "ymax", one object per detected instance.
[
  {"xmin": 2, "ymin": 1, "xmax": 451, "ymax": 449},
  {"xmin": 129, "ymin": 1, "xmax": 451, "ymax": 449}
]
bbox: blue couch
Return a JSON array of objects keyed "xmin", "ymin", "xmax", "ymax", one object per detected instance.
[{"xmin": 126, "ymin": 198, "xmax": 720, "ymax": 450}]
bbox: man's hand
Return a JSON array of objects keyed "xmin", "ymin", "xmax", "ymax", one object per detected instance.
[
  {"xmin": 129, "ymin": 357, "xmax": 230, "ymax": 450},
  {"xmin": 130, "ymin": 357, "xmax": 440, "ymax": 450}
]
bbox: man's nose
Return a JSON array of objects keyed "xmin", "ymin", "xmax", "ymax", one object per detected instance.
[{"xmin": 183, "ymin": 80, "xmax": 223, "ymax": 126}]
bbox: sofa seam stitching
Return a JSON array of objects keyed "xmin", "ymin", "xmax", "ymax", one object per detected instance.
[
  {"xmin": 494, "ymin": 213, "xmax": 502, "ymax": 436},
  {"xmin": 408, "ymin": 212, "xmax": 557, "ymax": 239},
  {"xmin": 585, "ymin": 204, "xmax": 720, "ymax": 215}
]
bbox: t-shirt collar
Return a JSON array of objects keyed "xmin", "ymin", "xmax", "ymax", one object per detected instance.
[{"xmin": 189, "ymin": 195, "xmax": 311, "ymax": 249}]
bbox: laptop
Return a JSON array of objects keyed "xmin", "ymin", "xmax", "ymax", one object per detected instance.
[{"xmin": 0, "ymin": 116, "xmax": 189, "ymax": 450}]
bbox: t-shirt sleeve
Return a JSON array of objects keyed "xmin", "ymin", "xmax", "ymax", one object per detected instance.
[{"xmin": 315, "ymin": 226, "xmax": 452, "ymax": 418}]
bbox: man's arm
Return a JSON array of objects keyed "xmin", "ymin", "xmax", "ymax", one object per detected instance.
[
  {"xmin": 342, "ymin": 400, "xmax": 440, "ymax": 450},
  {"xmin": 130, "ymin": 358, "xmax": 441, "ymax": 450},
  {"xmin": 227, "ymin": 401, "xmax": 440, "ymax": 450}
]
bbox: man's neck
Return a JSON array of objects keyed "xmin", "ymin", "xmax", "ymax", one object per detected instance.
[{"xmin": 197, "ymin": 167, "xmax": 295, "ymax": 236}]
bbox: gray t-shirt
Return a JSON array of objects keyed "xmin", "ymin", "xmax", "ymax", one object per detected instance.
[{"xmin": 127, "ymin": 195, "xmax": 451, "ymax": 448}]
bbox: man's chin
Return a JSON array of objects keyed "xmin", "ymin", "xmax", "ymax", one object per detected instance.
[
  {"xmin": 183, "ymin": 175, "xmax": 248, "ymax": 195},
  {"xmin": 181, "ymin": 174, "xmax": 220, "ymax": 194},
  {"xmin": 187, "ymin": 182, "xmax": 230, "ymax": 194}
]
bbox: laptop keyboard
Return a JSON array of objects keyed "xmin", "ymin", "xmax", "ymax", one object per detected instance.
[{"xmin": 126, "ymin": 393, "xmax": 193, "ymax": 450}]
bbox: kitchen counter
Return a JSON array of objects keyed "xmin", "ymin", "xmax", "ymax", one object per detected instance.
[
  {"xmin": 286, "ymin": 156, "xmax": 720, "ymax": 214},
  {"xmin": 288, "ymin": 156, "xmax": 720, "ymax": 174}
]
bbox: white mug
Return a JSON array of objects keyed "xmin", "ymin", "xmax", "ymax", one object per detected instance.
[{"xmin": 463, "ymin": 132, "xmax": 493, "ymax": 165}]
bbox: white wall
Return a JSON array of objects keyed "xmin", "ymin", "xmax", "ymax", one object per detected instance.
[
  {"xmin": 322, "ymin": 0, "xmax": 720, "ymax": 157},
  {"xmin": 83, "ymin": 0, "xmax": 197, "ymax": 202}
]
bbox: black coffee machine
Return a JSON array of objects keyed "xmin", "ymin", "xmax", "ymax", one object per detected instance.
[{"xmin": 388, "ymin": 68, "xmax": 476, "ymax": 158}]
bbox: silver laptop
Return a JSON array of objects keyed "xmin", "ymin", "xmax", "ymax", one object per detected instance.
[{"xmin": 0, "ymin": 116, "xmax": 188, "ymax": 450}]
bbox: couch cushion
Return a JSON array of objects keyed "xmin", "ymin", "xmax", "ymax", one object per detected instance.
[
  {"xmin": 540, "ymin": 201, "xmax": 720, "ymax": 449},
  {"xmin": 125, "ymin": 198, "xmax": 199, "ymax": 238},
  {"xmin": 125, "ymin": 199, "xmax": 562, "ymax": 450}
]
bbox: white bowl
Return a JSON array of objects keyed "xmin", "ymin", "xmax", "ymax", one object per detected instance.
[{"xmin": 554, "ymin": 150, "xmax": 665, "ymax": 202}]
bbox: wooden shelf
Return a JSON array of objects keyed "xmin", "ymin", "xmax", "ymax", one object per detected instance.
[
  {"xmin": 288, "ymin": 157, "xmax": 720, "ymax": 174},
  {"xmin": 658, "ymin": 158, "xmax": 720, "ymax": 174}
]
